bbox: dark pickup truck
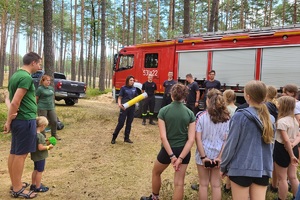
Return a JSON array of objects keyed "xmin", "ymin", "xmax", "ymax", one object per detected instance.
[{"xmin": 32, "ymin": 70, "xmax": 86, "ymax": 106}]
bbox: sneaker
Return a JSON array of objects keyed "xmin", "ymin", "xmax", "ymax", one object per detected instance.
[
  {"xmin": 29, "ymin": 185, "xmax": 36, "ymax": 191},
  {"xmin": 111, "ymin": 139, "xmax": 116, "ymax": 144},
  {"xmin": 124, "ymin": 138, "xmax": 133, "ymax": 143},
  {"xmin": 142, "ymin": 121, "xmax": 146, "ymax": 125},
  {"xmin": 267, "ymin": 184, "xmax": 278, "ymax": 193},
  {"xmin": 223, "ymin": 184, "xmax": 231, "ymax": 193},
  {"xmin": 191, "ymin": 183, "xmax": 199, "ymax": 191},
  {"xmin": 140, "ymin": 195, "xmax": 153, "ymax": 200}
]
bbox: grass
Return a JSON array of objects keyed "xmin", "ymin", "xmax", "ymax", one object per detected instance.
[{"xmin": 85, "ymin": 87, "xmax": 112, "ymax": 98}]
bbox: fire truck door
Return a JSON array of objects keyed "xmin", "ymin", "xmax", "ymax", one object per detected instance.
[{"xmin": 142, "ymin": 51, "xmax": 161, "ymax": 87}]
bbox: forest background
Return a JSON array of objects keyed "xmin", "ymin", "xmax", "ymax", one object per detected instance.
[{"xmin": 0, "ymin": 0, "xmax": 298, "ymax": 91}]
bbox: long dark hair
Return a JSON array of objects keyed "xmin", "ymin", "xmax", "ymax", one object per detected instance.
[{"xmin": 125, "ymin": 75, "xmax": 134, "ymax": 86}]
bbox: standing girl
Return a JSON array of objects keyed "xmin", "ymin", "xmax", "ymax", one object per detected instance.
[
  {"xmin": 36, "ymin": 75, "xmax": 59, "ymax": 140},
  {"xmin": 221, "ymin": 80, "xmax": 275, "ymax": 200},
  {"xmin": 274, "ymin": 96, "xmax": 300, "ymax": 199},
  {"xmin": 140, "ymin": 83, "xmax": 196, "ymax": 200},
  {"xmin": 195, "ymin": 89, "xmax": 230, "ymax": 200}
]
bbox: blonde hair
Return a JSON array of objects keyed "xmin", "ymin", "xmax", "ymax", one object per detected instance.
[
  {"xmin": 207, "ymin": 89, "xmax": 230, "ymax": 123},
  {"xmin": 266, "ymin": 85, "xmax": 278, "ymax": 106},
  {"xmin": 244, "ymin": 80, "xmax": 273, "ymax": 144},
  {"xmin": 277, "ymin": 96, "xmax": 295, "ymax": 120},
  {"xmin": 223, "ymin": 89, "xmax": 236, "ymax": 105},
  {"xmin": 36, "ymin": 116, "xmax": 49, "ymax": 128}
]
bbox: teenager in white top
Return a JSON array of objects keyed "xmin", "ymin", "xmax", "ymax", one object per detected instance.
[{"xmin": 195, "ymin": 89, "xmax": 230, "ymax": 200}]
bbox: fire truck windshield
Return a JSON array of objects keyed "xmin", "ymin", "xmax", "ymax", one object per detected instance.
[{"xmin": 117, "ymin": 54, "xmax": 134, "ymax": 71}]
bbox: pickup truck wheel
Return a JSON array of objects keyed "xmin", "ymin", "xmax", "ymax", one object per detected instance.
[{"xmin": 64, "ymin": 98, "xmax": 75, "ymax": 106}]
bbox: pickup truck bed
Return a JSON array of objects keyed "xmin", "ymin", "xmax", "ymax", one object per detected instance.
[{"xmin": 32, "ymin": 70, "xmax": 86, "ymax": 106}]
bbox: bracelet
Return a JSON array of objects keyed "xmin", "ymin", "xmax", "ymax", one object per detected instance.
[
  {"xmin": 169, "ymin": 153, "xmax": 176, "ymax": 160},
  {"xmin": 200, "ymin": 155, "xmax": 206, "ymax": 160},
  {"xmin": 179, "ymin": 156, "xmax": 184, "ymax": 160},
  {"xmin": 46, "ymin": 146, "xmax": 50, "ymax": 150}
]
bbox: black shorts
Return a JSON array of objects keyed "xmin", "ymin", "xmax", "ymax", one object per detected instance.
[
  {"xmin": 273, "ymin": 140, "xmax": 299, "ymax": 168},
  {"xmin": 157, "ymin": 147, "xmax": 191, "ymax": 165},
  {"xmin": 229, "ymin": 176, "xmax": 269, "ymax": 187},
  {"xmin": 34, "ymin": 159, "xmax": 46, "ymax": 172}
]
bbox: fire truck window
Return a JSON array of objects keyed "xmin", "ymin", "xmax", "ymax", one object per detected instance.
[
  {"xmin": 119, "ymin": 55, "xmax": 134, "ymax": 70},
  {"xmin": 145, "ymin": 53, "xmax": 158, "ymax": 68}
]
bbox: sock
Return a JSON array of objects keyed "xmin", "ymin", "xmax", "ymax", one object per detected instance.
[{"xmin": 152, "ymin": 193, "xmax": 159, "ymax": 200}]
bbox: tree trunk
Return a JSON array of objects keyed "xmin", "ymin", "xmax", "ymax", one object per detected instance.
[
  {"xmin": 43, "ymin": 0, "xmax": 54, "ymax": 78},
  {"xmin": 240, "ymin": 0, "xmax": 244, "ymax": 29},
  {"xmin": 59, "ymin": 0, "xmax": 64, "ymax": 73},
  {"xmin": 133, "ymin": 0, "xmax": 137, "ymax": 44},
  {"xmin": 0, "ymin": 0, "xmax": 8, "ymax": 87},
  {"xmin": 122, "ymin": 0, "xmax": 126, "ymax": 45},
  {"xmin": 156, "ymin": 0, "xmax": 160, "ymax": 39},
  {"xmin": 282, "ymin": 0, "xmax": 286, "ymax": 26},
  {"xmin": 214, "ymin": 0, "xmax": 219, "ymax": 31},
  {"xmin": 268, "ymin": 0, "xmax": 273, "ymax": 26},
  {"xmin": 127, "ymin": 0, "xmax": 131, "ymax": 45},
  {"xmin": 168, "ymin": 0, "xmax": 173, "ymax": 38},
  {"xmin": 145, "ymin": 0, "xmax": 149, "ymax": 42},
  {"xmin": 79, "ymin": 0, "xmax": 85, "ymax": 82},
  {"xmin": 10, "ymin": 0, "xmax": 20, "ymax": 79},
  {"xmin": 293, "ymin": 0, "xmax": 297, "ymax": 24},
  {"xmin": 183, "ymin": 0, "xmax": 190, "ymax": 34},
  {"xmin": 99, "ymin": 0, "xmax": 106, "ymax": 91},
  {"xmin": 71, "ymin": 0, "xmax": 77, "ymax": 80}
]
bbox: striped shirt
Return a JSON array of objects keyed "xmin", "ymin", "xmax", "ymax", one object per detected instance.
[{"xmin": 195, "ymin": 111, "xmax": 229, "ymax": 165}]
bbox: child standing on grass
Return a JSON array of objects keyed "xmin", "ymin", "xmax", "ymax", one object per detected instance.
[
  {"xmin": 30, "ymin": 116, "xmax": 54, "ymax": 192},
  {"xmin": 274, "ymin": 96, "xmax": 300, "ymax": 200},
  {"xmin": 195, "ymin": 89, "xmax": 230, "ymax": 200}
]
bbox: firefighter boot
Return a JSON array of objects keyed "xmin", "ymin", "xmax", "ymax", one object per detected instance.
[
  {"xmin": 149, "ymin": 116, "xmax": 156, "ymax": 125},
  {"xmin": 142, "ymin": 117, "xmax": 146, "ymax": 126}
]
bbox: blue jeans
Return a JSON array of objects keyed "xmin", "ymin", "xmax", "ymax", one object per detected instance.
[{"xmin": 295, "ymin": 184, "xmax": 300, "ymax": 199}]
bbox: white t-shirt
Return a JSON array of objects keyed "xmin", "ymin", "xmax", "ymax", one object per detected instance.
[
  {"xmin": 295, "ymin": 101, "xmax": 300, "ymax": 115},
  {"xmin": 195, "ymin": 111, "xmax": 229, "ymax": 165},
  {"xmin": 227, "ymin": 105, "xmax": 237, "ymax": 118},
  {"xmin": 276, "ymin": 116, "xmax": 299, "ymax": 143}
]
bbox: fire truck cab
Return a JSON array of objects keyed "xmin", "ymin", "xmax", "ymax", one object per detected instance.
[{"xmin": 113, "ymin": 24, "xmax": 300, "ymax": 116}]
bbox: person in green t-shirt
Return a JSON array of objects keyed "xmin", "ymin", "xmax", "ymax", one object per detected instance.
[
  {"xmin": 141, "ymin": 83, "xmax": 196, "ymax": 200},
  {"xmin": 4, "ymin": 52, "xmax": 42, "ymax": 199},
  {"xmin": 30, "ymin": 116, "xmax": 53, "ymax": 193},
  {"xmin": 36, "ymin": 75, "xmax": 60, "ymax": 140}
]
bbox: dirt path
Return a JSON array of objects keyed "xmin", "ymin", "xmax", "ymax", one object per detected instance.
[{"xmin": 0, "ymin": 94, "xmax": 200, "ymax": 200}]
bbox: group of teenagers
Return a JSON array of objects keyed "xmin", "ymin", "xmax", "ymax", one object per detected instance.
[
  {"xmin": 139, "ymin": 78, "xmax": 300, "ymax": 200},
  {"xmin": 110, "ymin": 71, "xmax": 300, "ymax": 200},
  {"xmin": 4, "ymin": 52, "xmax": 59, "ymax": 199}
]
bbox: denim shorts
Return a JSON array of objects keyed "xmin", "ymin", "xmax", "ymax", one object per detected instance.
[
  {"xmin": 34, "ymin": 159, "xmax": 46, "ymax": 172},
  {"xmin": 10, "ymin": 119, "xmax": 37, "ymax": 155},
  {"xmin": 157, "ymin": 147, "xmax": 191, "ymax": 165}
]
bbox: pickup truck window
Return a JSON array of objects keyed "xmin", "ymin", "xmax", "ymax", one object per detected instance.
[
  {"xmin": 54, "ymin": 73, "xmax": 66, "ymax": 79},
  {"xmin": 31, "ymin": 71, "xmax": 43, "ymax": 78},
  {"xmin": 118, "ymin": 55, "xmax": 134, "ymax": 70}
]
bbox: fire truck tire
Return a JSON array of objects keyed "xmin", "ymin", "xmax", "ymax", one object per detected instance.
[{"xmin": 134, "ymin": 100, "xmax": 144, "ymax": 118}]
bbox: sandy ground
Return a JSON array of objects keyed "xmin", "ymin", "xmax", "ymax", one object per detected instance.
[{"xmin": 0, "ymin": 93, "xmax": 201, "ymax": 200}]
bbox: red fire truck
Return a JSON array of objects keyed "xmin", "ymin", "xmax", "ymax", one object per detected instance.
[{"xmin": 113, "ymin": 24, "xmax": 300, "ymax": 116}]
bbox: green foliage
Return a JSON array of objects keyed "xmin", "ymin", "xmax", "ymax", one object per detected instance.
[{"xmin": 86, "ymin": 88, "xmax": 112, "ymax": 97}]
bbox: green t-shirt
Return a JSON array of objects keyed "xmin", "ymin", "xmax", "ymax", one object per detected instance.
[
  {"xmin": 8, "ymin": 69, "xmax": 37, "ymax": 120},
  {"xmin": 30, "ymin": 133, "xmax": 48, "ymax": 162},
  {"xmin": 158, "ymin": 101, "xmax": 196, "ymax": 147},
  {"xmin": 36, "ymin": 85, "xmax": 55, "ymax": 110}
]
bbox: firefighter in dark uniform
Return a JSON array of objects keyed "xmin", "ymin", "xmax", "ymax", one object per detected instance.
[
  {"xmin": 111, "ymin": 75, "xmax": 138, "ymax": 144},
  {"xmin": 161, "ymin": 71, "xmax": 177, "ymax": 108},
  {"xmin": 142, "ymin": 74, "xmax": 157, "ymax": 125}
]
